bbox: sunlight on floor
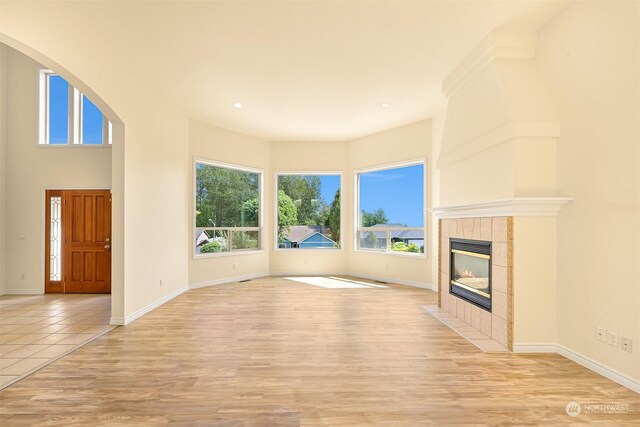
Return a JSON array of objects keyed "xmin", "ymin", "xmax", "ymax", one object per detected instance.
[{"xmin": 284, "ymin": 276, "xmax": 388, "ymax": 289}]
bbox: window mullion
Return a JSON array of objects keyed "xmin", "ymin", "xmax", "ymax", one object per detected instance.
[
  {"xmin": 71, "ymin": 89, "xmax": 81, "ymax": 144},
  {"xmin": 102, "ymin": 116, "xmax": 109, "ymax": 145}
]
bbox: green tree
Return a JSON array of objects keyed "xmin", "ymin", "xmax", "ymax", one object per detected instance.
[
  {"xmin": 327, "ymin": 189, "xmax": 340, "ymax": 243},
  {"xmin": 278, "ymin": 175, "xmax": 322, "ymax": 225},
  {"xmin": 195, "ymin": 163, "xmax": 259, "ymax": 227},
  {"xmin": 241, "ymin": 197, "xmax": 259, "ymax": 225},
  {"xmin": 277, "ymin": 190, "xmax": 298, "ymax": 242},
  {"xmin": 361, "ymin": 208, "xmax": 389, "ymax": 227}
]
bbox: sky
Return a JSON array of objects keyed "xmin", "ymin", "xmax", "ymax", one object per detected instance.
[
  {"xmin": 359, "ymin": 164, "xmax": 424, "ymax": 227},
  {"xmin": 49, "ymin": 75, "xmax": 103, "ymax": 144},
  {"xmin": 318, "ymin": 175, "xmax": 340, "ymax": 205}
]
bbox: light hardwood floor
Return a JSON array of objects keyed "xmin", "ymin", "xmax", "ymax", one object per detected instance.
[{"xmin": 0, "ymin": 276, "xmax": 638, "ymax": 426}]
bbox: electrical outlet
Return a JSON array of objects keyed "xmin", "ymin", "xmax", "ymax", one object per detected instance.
[
  {"xmin": 20, "ymin": 273, "xmax": 25, "ymax": 280},
  {"xmin": 596, "ymin": 327, "xmax": 606, "ymax": 342},
  {"xmin": 386, "ymin": 263, "xmax": 390, "ymax": 270},
  {"xmin": 621, "ymin": 337, "xmax": 632, "ymax": 353},
  {"xmin": 159, "ymin": 279, "xmax": 163, "ymax": 288},
  {"xmin": 232, "ymin": 263, "xmax": 236, "ymax": 270},
  {"xmin": 606, "ymin": 331, "xmax": 619, "ymax": 347}
]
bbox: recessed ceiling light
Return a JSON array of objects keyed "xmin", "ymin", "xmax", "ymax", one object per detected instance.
[
  {"xmin": 233, "ymin": 102, "xmax": 243, "ymax": 109},
  {"xmin": 381, "ymin": 102, "xmax": 390, "ymax": 108}
]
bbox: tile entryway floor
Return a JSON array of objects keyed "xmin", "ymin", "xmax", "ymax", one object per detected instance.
[{"xmin": 0, "ymin": 293, "xmax": 114, "ymax": 389}]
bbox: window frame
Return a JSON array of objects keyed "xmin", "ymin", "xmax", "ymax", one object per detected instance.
[
  {"xmin": 38, "ymin": 69, "xmax": 112, "ymax": 146},
  {"xmin": 274, "ymin": 171, "xmax": 344, "ymax": 253},
  {"xmin": 354, "ymin": 159, "xmax": 427, "ymax": 258},
  {"xmin": 193, "ymin": 158, "xmax": 264, "ymax": 259}
]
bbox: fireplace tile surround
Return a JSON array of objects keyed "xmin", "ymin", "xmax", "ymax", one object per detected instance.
[{"xmin": 438, "ymin": 216, "xmax": 513, "ymax": 350}]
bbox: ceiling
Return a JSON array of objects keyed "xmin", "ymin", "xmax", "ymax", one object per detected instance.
[{"xmin": 20, "ymin": 1, "xmax": 565, "ymax": 141}]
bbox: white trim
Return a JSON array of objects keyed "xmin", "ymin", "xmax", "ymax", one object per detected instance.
[
  {"xmin": 3, "ymin": 289, "xmax": 44, "ymax": 295},
  {"xmin": 514, "ymin": 343, "xmax": 640, "ymax": 394},
  {"xmin": 353, "ymin": 248, "xmax": 427, "ymax": 259},
  {"xmin": 350, "ymin": 273, "xmax": 434, "ymax": 291},
  {"xmin": 354, "ymin": 159, "xmax": 427, "ymax": 255},
  {"xmin": 430, "ymin": 197, "xmax": 573, "ymax": 219},
  {"xmin": 194, "ymin": 249, "xmax": 264, "ymax": 259},
  {"xmin": 37, "ymin": 69, "xmax": 112, "ymax": 147},
  {"xmin": 436, "ymin": 122, "xmax": 559, "ymax": 168},
  {"xmin": 193, "ymin": 158, "xmax": 264, "ymax": 259},
  {"xmin": 274, "ymin": 171, "xmax": 343, "ymax": 252},
  {"xmin": 189, "ymin": 272, "xmax": 270, "ymax": 290},
  {"xmin": 109, "ymin": 285, "xmax": 188, "ymax": 326},
  {"xmin": 442, "ymin": 29, "xmax": 537, "ymax": 97}
]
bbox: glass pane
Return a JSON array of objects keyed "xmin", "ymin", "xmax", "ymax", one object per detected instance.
[
  {"xmin": 195, "ymin": 163, "xmax": 260, "ymax": 228},
  {"xmin": 390, "ymin": 229, "xmax": 425, "ymax": 253},
  {"xmin": 82, "ymin": 96, "xmax": 103, "ymax": 144},
  {"xmin": 48, "ymin": 75, "xmax": 69, "ymax": 144},
  {"xmin": 49, "ymin": 196, "xmax": 62, "ymax": 280},
  {"xmin": 195, "ymin": 229, "xmax": 230, "ymax": 255},
  {"xmin": 277, "ymin": 175, "xmax": 340, "ymax": 249},
  {"xmin": 231, "ymin": 230, "xmax": 259, "ymax": 251},
  {"xmin": 452, "ymin": 252, "xmax": 490, "ymax": 294},
  {"xmin": 358, "ymin": 164, "xmax": 424, "ymax": 227},
  {"xmin": 358, "ymin": 231, "xmax": 387, "ymax": 251}
]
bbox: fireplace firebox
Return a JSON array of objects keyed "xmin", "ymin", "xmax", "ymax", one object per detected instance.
[{"xmin": 450, "ymin": 238, "xmax": 491, "ymax": 311}]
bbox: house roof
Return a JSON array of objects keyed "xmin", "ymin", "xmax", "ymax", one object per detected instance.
[
  {"xmin": 365, "ymin": 224, "xmax": 424, "ymax": 240},
  {"xmin": 285, "ymin": 226, "xmax": 335, "ymax": 244}
]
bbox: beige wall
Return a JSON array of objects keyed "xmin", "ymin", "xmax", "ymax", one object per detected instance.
[
  {"xmin": 188, "ymin": 120, "xmax": 270, "ymax": 286},
  {"xmin": 0, "ymin": 44, "xmax": 7, "ymax": 294},
  {"xmin": 1, "ymin": 2, "xmax": 190, "ymax": 321},
  {"xmin": 513, "ymin": 217, "xmax": 557, "ymax": 344},
  {"xmin": 2, "ymin": 45, "xmax": 112, "ymax": 294},
  {"xmin": 269, "ymin": 141, "xmax": 348, "ymax": 276},
  {"xmin": 347, "ymin": 120, "xmax": 433, "ymax": 287},
  {"xmin": 537, "ymin": 0, "xmax": 639, "ymax": 381}
]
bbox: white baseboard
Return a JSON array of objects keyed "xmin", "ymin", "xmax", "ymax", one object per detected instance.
[
  {"xmin": 350, "ymin": 272, "xmax": 434, "ymax": 291},
  {"xmin": 270, "ymin": 271, "xmax": 348, "ymax": 277},
  {"xmin": 3, "ymin": 289, "xmax": 44, "ymax": 295},
  {"xmin": 189, "ymin": 272, "xmax": 269, "ymax": 290},
  {"xmin": 110, "ymin": 285, "xmax": 188, "ymax": 326},
  {"xmin": 514, "ymin": 343, "xmax": 640, "ymax": 394}
]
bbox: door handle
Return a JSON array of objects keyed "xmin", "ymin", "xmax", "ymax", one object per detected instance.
[{"xmin": 104, "ymin": 245, "xmax": 110, "ymax": 249}]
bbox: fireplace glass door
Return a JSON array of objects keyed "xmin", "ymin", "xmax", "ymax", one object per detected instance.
[{"xmin": 450, "ymin": 239, "xmax": 491, "ymax": 311}]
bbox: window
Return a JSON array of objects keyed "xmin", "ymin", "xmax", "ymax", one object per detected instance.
[
  {"xmin": 276, "ymin": 174, "xmax": 341, "ymax": 250},
  {"xmin": 356, "ymin": 162, "xmax": 425, "ymax": 255},
  {"xmin": 39, "ymin": 70, "xmax": 112, "ymax": 145},
  {"xmin": 194, "ymin": 160, "xmax": 262, "ymax": 256}
]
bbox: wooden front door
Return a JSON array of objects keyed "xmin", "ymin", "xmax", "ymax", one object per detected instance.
[{"xmin": 45, "ymin": 190, "xmax": 111, "ymax": 293}]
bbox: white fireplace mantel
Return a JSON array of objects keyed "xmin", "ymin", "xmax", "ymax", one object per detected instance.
[{"xmin": 429, "ymin": 197, "xmax": 573, "ymax": 219}]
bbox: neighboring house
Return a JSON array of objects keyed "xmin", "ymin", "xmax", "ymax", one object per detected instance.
[
  {"xmin": 281, "ymin": 225, "xmax": 337, "ymax": 249},
  {"xmin": 195, "ymin": 230, "xmax": 211, "ymax": 247},
  {"xmin": 361, "ymin": 224, "xmax": 424, "ymax": 249}
]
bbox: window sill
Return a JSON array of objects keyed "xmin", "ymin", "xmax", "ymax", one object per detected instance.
[
  {"xmin": 36, "ymin": 144, "xmax": 112, "ymax": 148},
  {"xmin": 353, "ymin": 249, "xmax": 427, "ymax": 259},
  {"xmin": 193, "ymin": 250, "xmax": 264, "ymax": 260},
  {"xmin": 274, "ymin": 247, "xmax": 343, "ymax": 253}
]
